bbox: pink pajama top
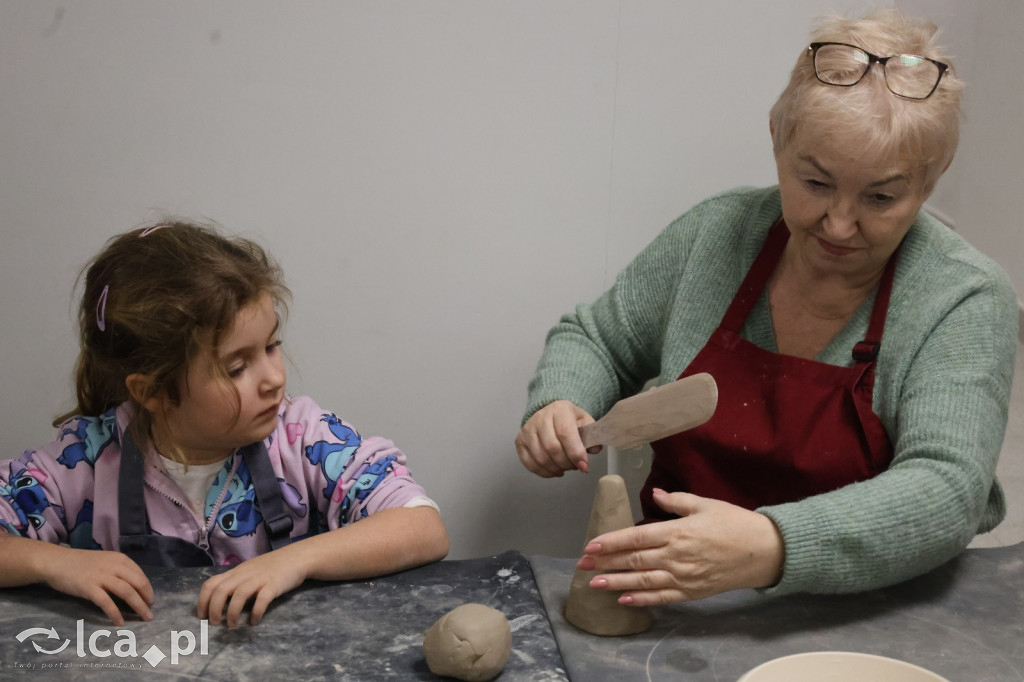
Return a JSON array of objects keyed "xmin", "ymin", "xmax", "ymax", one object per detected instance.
[{"xmin": 0, "ymin": 395, "xmax": 432, "ymax": 566}]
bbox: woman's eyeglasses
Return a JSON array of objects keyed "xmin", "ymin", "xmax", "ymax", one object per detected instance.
[{"xmin": 808, "ymin": 42, "xmax": 948, "ymax": 100}]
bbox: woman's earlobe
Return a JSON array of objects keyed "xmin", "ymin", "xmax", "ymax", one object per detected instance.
[{"xmin": 125, "ymin": 374, "xmax": 163, "ymax": 413}]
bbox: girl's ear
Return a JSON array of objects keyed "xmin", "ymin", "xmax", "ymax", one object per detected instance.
[{"xmin": 125, "ymin": 373, "xmax": 163, "ymax": 413}]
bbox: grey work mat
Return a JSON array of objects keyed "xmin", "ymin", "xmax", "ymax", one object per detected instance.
[
  {"xmin": 531, "ymin": 543, "xmax": 1024, "ymax": 681},
  {"xmin": 0, "ymin": 550, "xmax": 567, "ymax": 681}
]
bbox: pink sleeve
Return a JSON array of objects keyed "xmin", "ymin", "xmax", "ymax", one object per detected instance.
[
  {"xmin": 0, "ymin": 418, "xmax": 107, "ymax": 546},
  {"xmin": 275, "ymin": 396, "xmax": 432, "ymax": 531}
]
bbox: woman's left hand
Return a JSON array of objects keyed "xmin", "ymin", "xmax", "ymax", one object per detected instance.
[
  {"xmin": 575, "ymin": 488, "xmax": 785, "ymax": 606},
  {"xmin": 196, "ymin": 549, "xmax": 307, "ymax": 628}
]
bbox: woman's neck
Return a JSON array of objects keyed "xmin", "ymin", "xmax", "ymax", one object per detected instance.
[
  {"xmin": 775, "ymin": 244, "xmax": 884, "ymax": 321},
  {"xmin": 768, "ymin": 245, "xmax": 886, "ymax": 359}
]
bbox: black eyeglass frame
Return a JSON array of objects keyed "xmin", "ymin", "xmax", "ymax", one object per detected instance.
[{"xmin": 808, "ymin": 41, "xmax": 949, "ymax": 100}]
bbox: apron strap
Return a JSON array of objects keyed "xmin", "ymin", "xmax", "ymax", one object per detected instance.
[
  {"xmin": 118, "ymin": 429, "xmax": 148, "ymax": 538},
  {"xmin": 852, "ymin": 246, "xmax": 900, "ymax": 364},
  {"xmin": 241, "ymin": 442, "xmax": 294, "ymax": 551},
  {"xmin": 120, "ymin": 432, "xmax": 293, "ymax": 552},
  {"xmin": 719, "ymin": 216, "xmax": 900, "ymax": 365},
  {"xmin": 118, "ymin": 430, "xmax": 213, "ymax": 567},
  {"xmin": 719, "ymin": 218, "xmax": 789, "ymax": 333}
]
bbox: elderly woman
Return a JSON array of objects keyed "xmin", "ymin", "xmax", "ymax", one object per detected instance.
[{"xmin": 515, "ymin": 10, "xmax": 1018, "ymax": 606}]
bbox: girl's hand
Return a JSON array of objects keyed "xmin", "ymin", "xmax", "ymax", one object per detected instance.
[
  {"xmin": 196, "ymin": 506, "xmax": 448, "ymax": 627},
  {"xmin": 575, "ymin": 489, "xmax": 785, "ymax": 606},
  {"xmin": 42, "ymin": 548, "xmax": 155, "ymax": 626},
  {"xmin": 196, "ymin": 550, "xmax": 307, "ymax": 628},
  {"xmin": 515, "ymin": 400, "xmax": 601, "ymax": 477}
]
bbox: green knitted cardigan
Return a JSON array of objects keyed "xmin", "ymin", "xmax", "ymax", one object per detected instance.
[{"xmin": 525, "ymin": 186, "xmax": 1018, "ymax": 596}]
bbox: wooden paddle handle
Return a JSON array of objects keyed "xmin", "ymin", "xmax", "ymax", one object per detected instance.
[{"xmin": 579, "ymin": 420, "xmax": 612, "ymax": 450}]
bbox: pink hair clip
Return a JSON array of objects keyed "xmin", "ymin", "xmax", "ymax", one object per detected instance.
[
  {"xmin": 96, "ymin": 285, "xmax": 109, "ymax": 331},
  {"xmin": 139, "ymin": 225, "xmax": 167, "ymax": 237}
]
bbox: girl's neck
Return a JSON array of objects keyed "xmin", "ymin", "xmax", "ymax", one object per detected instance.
[{"xmin": 149, "ymin": 424, "xmax": 232, "ymax": 466}]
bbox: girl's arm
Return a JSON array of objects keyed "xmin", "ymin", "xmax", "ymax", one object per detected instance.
[
  {"xmin": 0, "ymin": 416, "xmax": 154, "ymax": 625},
  {"xmin": 198, "ymin": 399, "xmax": 449, "ymax": 627},
  {"xmin": 196, "ymin": 505, "xmax": 448, "ymax": 627},
  {"xmin": 0, "ymin": 530, "xmax": 154, "ymax": 625}
]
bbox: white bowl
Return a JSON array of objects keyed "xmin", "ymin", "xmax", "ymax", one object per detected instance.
[{"xmin": 738, "ymin": 651, "xmax": 950, "ymax": 682}]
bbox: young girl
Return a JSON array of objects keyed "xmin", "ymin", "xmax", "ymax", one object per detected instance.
[{"xmin": 0, "ymin": 221, "xmax": 449, "ymax": 628}]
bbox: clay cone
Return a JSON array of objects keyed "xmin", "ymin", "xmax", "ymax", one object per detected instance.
[{"xmin": 564, "ymin": 475, "xmax": 652, "ymax": 636}]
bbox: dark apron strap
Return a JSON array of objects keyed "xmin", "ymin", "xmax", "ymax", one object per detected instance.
[
  {"xmin": 852, "ymin": 246, "xmax": 900, "ymax": 363},
  {"xmin": 719, "ymin": 218, "xmax": 789, "ymax": 333},
  {"xmin": 241, "ymin": 442, "xmax": 294, "ymax": 551},
  {"xmin": 117, "ymin": 430, "xmax": 214, "ymax": 567},
  {"xmin": 720, "ymin": 216, "xmax": 900, "ymax": 365},
  {"xmin": 118, "ymin": 432, "xmax": 292, "ymax": 564},
  {"xmin": 118, "ymin": 429, "xmax": 150, "ymax": 538}
]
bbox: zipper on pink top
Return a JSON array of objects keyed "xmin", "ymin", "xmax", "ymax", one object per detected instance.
[{"xmin": 143, "ymin": 452, "xmax": 241, "ymax": 552}]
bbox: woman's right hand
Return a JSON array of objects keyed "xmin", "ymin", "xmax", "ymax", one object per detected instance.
[
  {"xmin": 515, "ymin": 400, "xmax": 601, "ymax": 477},
  {"xmin": 40, "ymin": 546, "xmax": 155, "ymax": 625}
]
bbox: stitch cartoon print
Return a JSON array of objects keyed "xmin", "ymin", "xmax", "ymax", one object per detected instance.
[{"xmin": 303, "ymin": 414, "xmax": 361, "ymax": 500}]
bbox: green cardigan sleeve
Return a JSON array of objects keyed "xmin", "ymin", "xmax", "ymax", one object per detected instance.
[
  {"xmin": 523, "ymin": 186, "xmax": 781, "ymax": 423},
  {"xmin": 522, "ymin": 224, "xmax": 689, "ymax": 423},
  {"xmin": 759, "ymin": 216, "xmax": 1018, "ymax": 596}
]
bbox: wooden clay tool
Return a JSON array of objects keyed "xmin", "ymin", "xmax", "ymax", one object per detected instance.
[{"xmin": 578, "ymin": 372, "xmax": 718, "ymax": 450}]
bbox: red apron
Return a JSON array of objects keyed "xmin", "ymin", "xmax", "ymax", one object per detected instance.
[{"xmin": 641, "ymin": 219, "xmax": 896, "ymax": 520}]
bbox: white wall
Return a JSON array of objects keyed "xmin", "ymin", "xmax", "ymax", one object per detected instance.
[
  {"xmin": 1, "ymin": 1, "xmax": 1019, "ymax": 560},
  {"xmin": 899, "ymin": 0, "xmax": 1024, "ymax": 304}
]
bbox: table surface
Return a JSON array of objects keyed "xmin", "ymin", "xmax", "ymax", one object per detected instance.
[
  {"xmin": 6, "ymin": 544, "xmax": 1023, "ymax": 682},
  {"xmin": 531, "ymin": 542, "xmax": 1024, "ymax": 681},
  {"xmin": 0, "ymin": 550, "xmax": 567, "ymax": 681}
]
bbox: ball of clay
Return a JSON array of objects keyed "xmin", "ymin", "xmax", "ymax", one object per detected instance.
[{"xmin": 422, "ymin": 603, "xmax": 512, "ymax": 681}]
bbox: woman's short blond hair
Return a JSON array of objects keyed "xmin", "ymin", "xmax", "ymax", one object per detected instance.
[{"xmin": 769, "ymin": 9, "xmax": 963, "ymax": 192}]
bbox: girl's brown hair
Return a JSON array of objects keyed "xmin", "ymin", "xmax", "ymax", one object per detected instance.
[{"xmin": 56, "ymin": 221, "xmax": 290, "ymax": 451}]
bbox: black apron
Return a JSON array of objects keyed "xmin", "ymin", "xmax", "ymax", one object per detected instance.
[{"xmin": 117, "ymin": 431, "xmax": 294, "ymax": 567}]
